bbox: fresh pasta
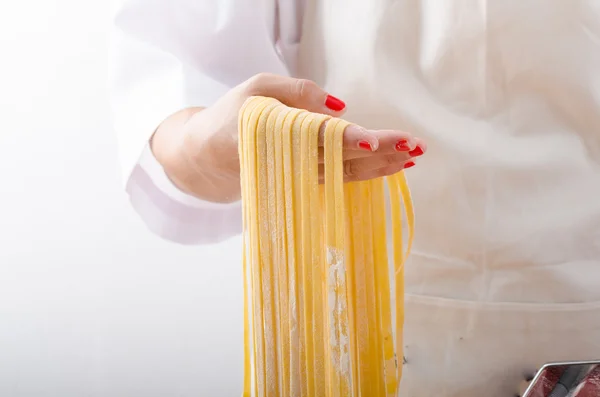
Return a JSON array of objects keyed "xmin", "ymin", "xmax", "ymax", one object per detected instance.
[{"xmin": 239, "ymin": 96, "xmax": 415, "ymax": 397}]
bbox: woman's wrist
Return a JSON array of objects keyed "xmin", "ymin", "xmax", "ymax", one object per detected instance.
[
  {"xmin": 150, "ymin": 107, "xmax": 207, "ymax": 197},
  {"xmin": 150, "ymin": 107, "xmax": 240, "ymax": 203}
]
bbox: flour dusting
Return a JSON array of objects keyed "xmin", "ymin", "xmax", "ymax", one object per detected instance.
[{"xmin": 326, "ymin": 247, "xmax": 352, "ymax": 386}]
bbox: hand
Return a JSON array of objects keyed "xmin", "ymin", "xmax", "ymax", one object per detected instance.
[{"xmin": 152, "ymin": 73, "xmax": 426, "ymax": 203}]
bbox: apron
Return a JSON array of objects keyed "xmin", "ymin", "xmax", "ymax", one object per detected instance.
[{"xmin": 293, "ymin": 0, "xmax": 600, "ymax": 395}]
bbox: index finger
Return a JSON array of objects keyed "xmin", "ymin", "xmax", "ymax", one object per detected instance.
[{"xmin": 318, "ymin": 122, "xmax": 417, "ymax": 152}]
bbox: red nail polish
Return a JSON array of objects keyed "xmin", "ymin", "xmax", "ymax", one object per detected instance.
[
  {"xmin": 325, "ymin": 95, "xmax": 346, "ymax": 111},
  {"xmin": 358, "ymin": 141, "xmax": 372, "ymax": 151},
  {"xmin": 404, "ymin": 161, "xmax": 416, "ymax": 169},
  {"xmin": 409, "ymin": 146, "xmax": 424, "ymax": 157},
  {"xmin": 395, "ymin": 139, "xmax": 410, "ymax": 151}
]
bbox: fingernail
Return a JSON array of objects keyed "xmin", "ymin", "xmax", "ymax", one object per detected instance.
[
  {"xmin": 404, "ymin": 161, "xmax": 416, "ymax": 169},
  {"xmin": 358, "ymin": 140, "xmax": 372, "ymax": 151},
  {"xmin": 325, "ymin": 95, "xmax": 346, "ymax": 111},
  {"xmin": 409, "ymin": 146, "xmax": 424, "ymax": 157},
  {"xmin": 395, "ymin": 139, "xmax": 411, "ymax": 151}
]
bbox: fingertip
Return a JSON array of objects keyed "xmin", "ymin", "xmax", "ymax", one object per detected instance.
[
  {"xmin": 415, "ymin": 137, "xmax": 427, "ymax": 152},
  {"xmin": 345, "ymin": 125, "xmax": 379, "ymax": 151},
  {"xmin": 370, "ymin": 138, "xmax": 380, "ymax": 151}
]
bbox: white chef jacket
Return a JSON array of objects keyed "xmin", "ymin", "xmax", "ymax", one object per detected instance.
[
  {"xmin": 109, "ymin": 0, "xmax": 288, "ymax": 244},
  {"xmin": 109, "ymin": 0, "xmax": 600, "ymax": 395}
]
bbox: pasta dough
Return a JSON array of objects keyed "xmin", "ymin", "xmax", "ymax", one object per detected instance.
[{"xmin": 239, "ymin": 96, "xmax": 414, "ymax": 397}]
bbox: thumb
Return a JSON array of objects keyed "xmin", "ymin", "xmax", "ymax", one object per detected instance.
[{"xmin": 241, "ymin": 73, "xmax": 346, "ymax": 116}]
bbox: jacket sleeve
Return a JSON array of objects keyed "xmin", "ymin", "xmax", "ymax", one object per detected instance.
[{"xmin": 108, "ymin": 0, "xmax": 290, "ymax": 244}]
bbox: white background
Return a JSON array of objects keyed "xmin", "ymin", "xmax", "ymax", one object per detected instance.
[{"xmin": 0, "ymin": 1, "xmax": 243, "ymax": 396}]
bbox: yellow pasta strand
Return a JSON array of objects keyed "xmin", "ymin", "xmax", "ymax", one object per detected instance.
[
  {"xmin": 265, "ymin": 105, "xmax": 284, "ymax": 395},
  {"xmin": 239, "ymin": 97, "xmax": 415, "ymax": 397},
  {"xmin": 257, "ymin": 101, "xmax": 283, "ymax": 397},
  {"xmin": 273, "ymin": 105, "xmax": 291, "ymax": 396},
  {"xmin": 246, "ymin": 97, "xmax": 273, "ymax": 396},
  {"xmin": 388, "ymin": 174, "xmax": 405, "ymax": 388},
  {"xmin": 343, "ymin": 184, "xmax": 359, "ymax": 395},
  {"xmin": 371, "ymin": 178, "xmax": 397, "ymax": 396},
  {"xmin": 323, "ymin": 117, "xmax": 352, "ymax": 397},
  {"xmin": 347, "ymin": 181, "xmax": 369, "ymax": 397},
  {"xmin": 308, "ymin": 113, "xmax": 329, "ymax": 396}
]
